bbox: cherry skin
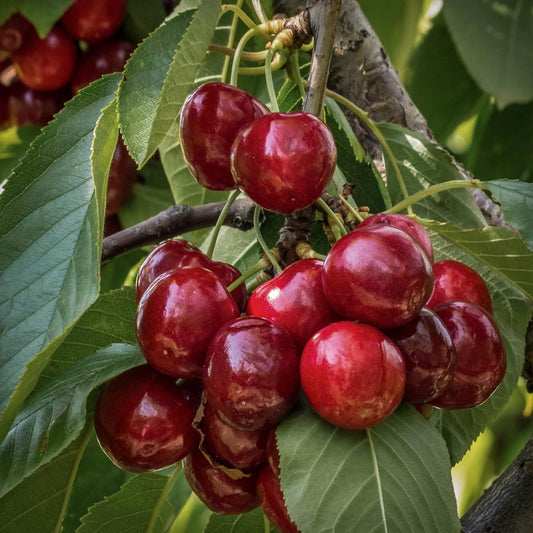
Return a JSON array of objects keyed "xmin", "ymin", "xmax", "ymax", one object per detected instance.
[
  {"xmin": 201, "ymin": 404, "xmax": 269, "ymax": 471},
  {"xmin": 231, "ymin": 112, "xmax": 337, "ymax": 214},
  {"xmin": 300, "ymin": 321, "xmax": 406, "ymax": 430},
  {"xmin": 103, "ymin": 214, "xmax": 122, "ymax": 237},
  {"xmin": 61, "ymin": 0, "xmax": 127, "ymax": 43},
  {"xmin": 425, "ymin": 260, "xmax": 493, "ymax": 314},
  {"xmin": 203, "ymin": 316, "xmax": 301, "ymax": 431},
  {"xmin": 94, "ymin": 365, "xmax": 201, "ymax": 472},
  {"xmin": 322, "ymin": 225, "xmax": 434, "ymax": 329},
  {"xmin": 135, "ymin": 238, "xmax": 247, "ymax": 310},
  {"xmin": 357, "ymin": 212, "xmax": 434, "ymax": 263},
  {"xmin": 71, "ymin": 39, "xmax": 134, "ymax": 94},
  {"xmin": 12, "ymin": 25, "xmax": 77, "ymax": 91},
  {"xmin": 183, "ymin": 449, "xmax": 260, "ymax": 515},
  {"xmin": 247, "ymin": 258, "xmax": 338, "ymax": 349},
  {"xmin": 384, "ymin": 307, "xmax": 456, "ymax": 403},
  {"xmin": 430, "ymin": 301, "xmax": 506, "ymax": 409},
  {"xmin": 257, "ymin": 465, "xmax": 300, "ymax": 533},
  {"xmin": 136, "ymin": 266, "xmax": 240, "ymax": 379},
  {"xmin": 179, "ymin": 82, "xmax": 269, "ymax": 191},
  {"xmin": 0, "ymin": 14, "xmax": 34, "ymax": 52},
  {"xmin": 105, "ymin": 137, "xmax": 138, "ymax": 215}
]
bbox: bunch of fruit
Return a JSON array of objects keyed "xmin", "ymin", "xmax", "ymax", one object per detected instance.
[{"xmin": 93, "ymin": 81, "xmax": 506, "ymax": 532}]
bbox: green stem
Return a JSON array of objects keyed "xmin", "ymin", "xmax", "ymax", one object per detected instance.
[
  {"xmin": 339, "ymin": 195, "xmax": 365, "ymax": 223},
  {"xmin": 147, "ymin": 464, "xmax": 183, "ymax": 533},
  {"xmin": 325, "ymin": 88, "xmax": 414, "ymax": 216},
  {"xmin": 254, "ymin": 205, "xmax": 282, "ymax": 273},
  {"xmin": 252, "ymin": 0, "xmax": 268, "ymax": 24},
  {"xmin": 206, "ymin": 189, "xmax": 241, "ymax": 259},
  {"xmin": 227, "ymin": 257, "xmax": 269, "ymax": 293},
  {"xmin": 221, "ymin": 3, "xmax": 256, "ymax": 29},
  {"xmin": 384, "ymin": 179, "xmax": 487, "ymax": 214},
  {"xmin": 264, "ymin": 46, "xmax": 280, "ymax": 112},
  {"xmin": 230, "ymin": 26, "xmax": 261, "ymax": 87},
  {"xmin": 264, "ymin": 512, "xmax": 271, "ymax": 532},
  {"xmin": 221, "ymin": 0, "xmax": 246, "ymax": 84},
  {"xmin": 315, "ymin": 197, "xmax": 347, "ymax": 237},
  {"xmin": 239, "ymin": 50, "xmax": 288, "ymax": 76},
  {"xmin": 287, "ymin": 50, "xmax": 306, "ymax": 99},
  {"xmin": 209, "ymin": 43, "xmax": 269, "ymax": 62}
]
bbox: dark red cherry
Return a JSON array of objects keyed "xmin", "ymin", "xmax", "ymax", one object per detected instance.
[
  {"xmin": 105, "ymin": 137, "xmax": 137, "ymax": 215},
  {"xmin": 71, "ymin": 39, "xmax": 134, "ymax": 94},
  {"xmin": 179, "ymin": 82, "xmax": 268, "ymax": 191},
  {"xmin": 0, "ymin": 14, "xmax": 34, "ymax": 52},
  {"xmin": 0, "ymin": 83, "xmax": 11, "ymax": 126},
  {"xmin": 61, "ymin": 0, "xmax": 127, "ymax": 43},
  {"xmin": 357, "ymin": 213, "xmax": 434, "ymax": 263},
  {"xmin": 94, "ymin": 365, "xmax": 201, "ymax": 472},
  {"xmin": 136, "ymin": 266, "xmax": 240, "ymax": 379},
  {"xmin": 300, "ymin": 321, "xmax": 406, "ymax": 430},
  {"xmin": 322, "ymin": 225, "xmax": 434, "ymax": 329},
  {"xmin": 183, "ymin": 449, "xmax": 260, "ymax": 515},
  {"xmin": 426, "ymin": 260, "xmax": 493, "ymax": 314},
  {"xmin": 257, "ymin": 465, "xmax": 300, "ymax": 533},
  {"xmin": 430, "ymin": 301, "xmax": 506, "ymax": 409},
  {"xmin": 385, "ymin": 307, "xmax": 456, "ymax": 403},
  {"xmin": 231, "ymin": 112, "xmax": 337, "ymax": 214},
  {"xmin": 135, "ymin": 238, "xmax": 247, "ymax": 310},
  {"xmin": 12, "ymin": 25, "xmax": 77, "ymax": 90},
  {"xmin": 247, "ymin": 258, "xmax": 338, "ymax": 348},
  {"xmin": 203, "ymin": 316, "xmax": 301, "ymax": 431},
  {"xmin": 103, "ymin": 214, "xmax": 122, "ymax": 237},
  {"xmin": 202, "ymin": 404, "xmax": 268, "ymax": 471}
]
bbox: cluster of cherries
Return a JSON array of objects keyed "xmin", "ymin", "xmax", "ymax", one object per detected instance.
[{"xmin": 0, "ymin": 0, "xmax": 137, "ymax": 229}]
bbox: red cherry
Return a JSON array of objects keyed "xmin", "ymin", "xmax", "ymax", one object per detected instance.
[
  {"xmin": 71, "ymin": 39, "xmax": 134, "ymax": 94},
  {"xmin": 426, "ymin": 260, "xmax": 493, "ymax": 314},
  {"xmin": 103, "ymin": 214, "xmax": 122, "ymax": 237},
  {"xmin": 231, "ymin": 112, "xmax": 337, "ymax": 214},
  {"xmin": 135, "ymin": 238, "xmax": 247, "ymax": 310},
  {"xmin": 430, "ymin": 301, "xmax": 506, "ymax": 409},
  {"xmin": 0, "ymin": 14, "xmax": 34, "ymax": 52},
  {"xmin": 257, "ymin": 465, "xmax": 300, "ymax": 533},
  {"xmin": 136, "ymin": 266, "xmax": 240, "ymax": 379},
  {"xmin": 179, "ymin": 82, "xmax": 269, "ymax": 191},
  {"xmin": 247, "ymin": 258, "xmax": 338, "ymax": 348},
  {"xmin": 300, "ymin": 321, "xmax": 406, "ymax": 430},
  {"xmin": 357, "ymin": 213, "xmax": 434, "ymax": 263},
  {"xmin": 183, "ymin": 449, "xmax": 260, "ymax": 515},
  {"xmin": 94, "ymin": 365, "xmax": 201, "ymax": 472},
  {"xmin": 385, "ymin": 307, "xmax": 456, "ymax": 403},
  {"xmin": 322, "ymin": 225, "xmax": 434, "ymax": 329},
  {"xmin": 12, "ymin": 25, "xmax": 77, "ymax": 90},
  {"xmin": 202, "ymin": 404, "xmax": 269, "ymax": 471},
  {"xmin": 61, "ymin": 0, "xmax": 127, "ymax": 43},
  {"xmin": 203, "ymin": 316, "xmax": 301, "ymax": 431},
  {"xmin": 105, "ymin": 137, "xmax": 137, "ymax": 215}
]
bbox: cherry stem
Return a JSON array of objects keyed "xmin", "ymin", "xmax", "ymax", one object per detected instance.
[
  {"xmin": 384, "ymin": 179, "xmax": 488, "ymax": 214},
  {"xmin": 315, "ymin": 197, "xmax": 348, "ymax": 238},
  {"xmin": 230, "ymin": 26, "xmax": 261, "ymax": 86},
  {"xmin": 339, "ymin": 195, "xmax": 365, "ymax": 223},
  {"xmin": 147, "ymin": 463, "xmax": 182, "ymax": 533},
  {"xmin": 287, "ymin": 50, "xmax": 306, "ymax": 99},
  {"xmin": 221, "ymin": 0, "xmax": 249, "ymax": 84},
  {"xmin": 264, "ymin": 45, "xmax": 280, "ymax": 112},
  {"xmin": 324, "ymin": 87, "xmax": 414, "ymax": 216},
  {"xmin": 206, "ymin": 189, "xmax": 241, "ymax": 259},
  {"xmin": 254, "ymin": 205, "xmax": 283, "ymax": 274},
  {"xmin": 226, "ymin": 257, "xmax": 269, "ymax": 293},
  {"xmin": 209, "ymin": 43, "xmax": 269, "ymax": 62},
  {"xmin": 221, "ymin": 3, "xmax": 256, "ymax": 29},
  {"xmin": 252, "ymin": 0, "xmax": 268, "ymax": 24},
  {"xmin": 263, "ymin": 512, "xmax": 271, "ymax": 532}
]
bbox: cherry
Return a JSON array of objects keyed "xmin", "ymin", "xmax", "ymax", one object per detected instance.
[
  {"xmin": 135, "ymin": 238, "xmax": 247, "ymax": 310},
  {"xmin": 12, "ymin": 25, "xmax": 77, "ymax": 91},
  {"xmin": 322, "ymin": 225, "xmax": 434, "ymax": 329},
  {"xmin": 71, "ymin": 39, "xmax": 134, "ymax": 94},
  {"xmin": 136, "ymin": 266, "xmax": 240, "ymax": 379},
  {"xmin": 300, "ymin": 321, "xmax": 406, "ymax": 430},
  {"xmin": 61, "ymin": 0, "xmax": 127, "ymax": 43},
  {"xmin": 230, "ymin": 112, "xmax": 337, "ymax": 214},
  {"xmin": 179, "ymin": 82, "xmax": 268, "ymax": 191},
  {"xmin": 430, "ymin": 301, "xmax": 506, "ymax": 409},
  {"xmin": 103, "ymin": 214, "xmax": 122, "ymax": 237},
  {"xmin": 257, "ymin": 465, "xmax": 300, "ymax": 533},
  {"xmin": 105, "ymin": 137, "xmax": 138, "ymax": 216},
  {"xmin": 425, "ymin": 259, "xmax": 493, "ymax": 314},
  {"xmin": 384, "ymin": 307, "xmax": 456, "ymax": 403},
  {"xmin": 0, "ymin": 84, "xmax": 10, "ymax": 126},
  {"xmin": 94, "ymin": 365, "xmax": 201, "ymax": 472},
  {"xmin": 0, "ymin": 14, "xmax": 34, "ymax": 52},
  {"xmin": 357, "ymin": 212, "xmax": 434, "ymax": 263},
  {"xmin": 203, "ymin": 316, "xmax": 301, "ymax": 431},
  {"xmin": 247, "ymin": 258, "xmax": 338, "ymax": 349},
  {"xmin": 201, "ymin": 404, "xmax": 269, "ymax": 471},
  {"xmin": 183, "ymin": 449, "xmax": 260, "ymax": 515}
]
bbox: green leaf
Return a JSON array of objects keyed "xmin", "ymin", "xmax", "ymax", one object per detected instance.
[
  {"xmin": 277, "ymin": 404, "xmax": 460, "ymax": 533},
  {"xmin": 377, "ymin": 122, "xmax": 487, "ymax": 227},
  {"xmin": 118, "ymin": 1, "xmax": 221, "ymax": 166},
  {"xmin": 484, "ymin": 180, "xmax": 533, "ymax": 249},
  {"xmin": 0, "ymin": 424, "xmax": 92, "ymax": 533},
  {"xmin": 204, "ymin": 508, "xmax": 266, "ymax": 533},
  {"xmin": 122, "ymin": 0, "xmax": 167, "ymax": 44},
  {"xmin": 423, "ymin": 221, "xmax": 533, "ymax": 463},
  {"xmin": 0, "ymin": 343, "xmax": 144, "ymax": 498},
  {"xmin": 100, "ymin": 250, "xmax": 146, "ymax": 293},
  {"xmin": 0, "ymin": 126, "xmax": 40, "ymax": 181},
  {"xmin": 443, "ymin": 0, "xmax": 533, "ymax": 108},
  {"xmin": 0, "ymin": 74, "xmax": 122, "ymax": 444},
  {"xmin": 405, "ymin": 13, "xmax": 483, "ymax": 142}
]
